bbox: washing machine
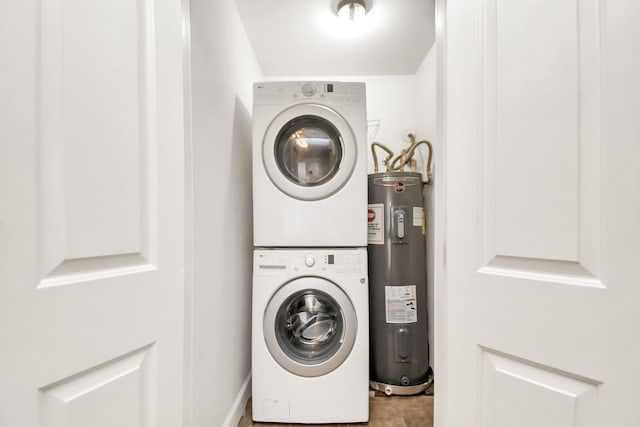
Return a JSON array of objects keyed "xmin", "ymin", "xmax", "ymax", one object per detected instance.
[
  {"xmin": 252, "ymin": 248, "xmax": 369, "ymax": 423},
  {"xmin": 252, "ymin": 81, "xmax": 368, "ymax": 247}
]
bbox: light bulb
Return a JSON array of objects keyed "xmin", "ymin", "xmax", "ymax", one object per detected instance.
[{"xmin": 337, "ymin": 1, "xmax": 366, "ymax": 22}]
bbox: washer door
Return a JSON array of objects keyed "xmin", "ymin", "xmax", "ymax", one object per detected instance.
[
  {"xmin": 263, "ymin": 277, "xmax": 358, "ymax": 377},
  {"xmin": 262, "ymin": 103, "xmax": 357, "ymax": 201}
]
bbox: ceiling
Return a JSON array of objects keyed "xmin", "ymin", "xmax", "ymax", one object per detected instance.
[{"xmin": 234, "ymin": 0, "xmax": 435, "ymax": 77}]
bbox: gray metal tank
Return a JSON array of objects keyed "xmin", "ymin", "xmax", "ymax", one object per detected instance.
[{"xmin": 367, "ymin": 171, "xmax": 431, "ymax": 395}]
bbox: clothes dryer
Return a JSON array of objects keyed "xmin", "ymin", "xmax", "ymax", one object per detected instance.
[
  {"xmin": 252, "ymin": 248, "xmax": 369, "ymax": 423},
  {"xmin": 252, "ymin": 81, "xmax": 367, "ymax": 247}
]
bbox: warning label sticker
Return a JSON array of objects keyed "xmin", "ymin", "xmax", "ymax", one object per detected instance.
[
  {"xmin": 385, "ymin": 285, "xmax": 418, "ymax": 324},
  {"xmin": 367, "ymin": 203, "xmax": 384, "ymax": 245}
]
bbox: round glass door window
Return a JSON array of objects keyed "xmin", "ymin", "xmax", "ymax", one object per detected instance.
[
  {"xmin": 275, "ymin": 289, "xmax": 344, "ymax": 365},
  {"xmin": 262, "ymin": 103, "xmax": 357, "ymax": 201},
  {"xmin": 274, "ymin": 115, "xmax": 343, "ymax": 187},
  {"xmin": 263, "ymin": 277, "xmax": 358, "ymax": 377}
]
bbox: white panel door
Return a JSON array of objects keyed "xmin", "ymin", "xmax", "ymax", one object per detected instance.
[
  {"xmin": 439, "ymin": 0, "xmax": 640, "ymax": 425},
  {"xmin": 0, "ymin": 0, "xmax": 185, "ymax": 426}
]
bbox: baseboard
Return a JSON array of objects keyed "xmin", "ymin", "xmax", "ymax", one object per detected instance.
[{"xmin": 221, "ymin": 373, "xmax": 252, "ymax": 427}]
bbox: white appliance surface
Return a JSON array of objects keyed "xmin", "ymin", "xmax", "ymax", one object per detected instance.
[
  {"xmin": 252, "ymin": 248, "xmax": 369, "ymax": 423},
  {"xmin": 252, "ymin": 81, "xmax": 368, "ymax": 247}
]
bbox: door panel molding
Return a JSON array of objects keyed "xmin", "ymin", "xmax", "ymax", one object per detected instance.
[
  {"xmin": 39, "ymin": 344, "xmax": 156, "ymax": 427},
  {"xmin": 37, "ymin": 253, "xmax": 155, "ymax": 289},
  {"xmin": 479, "ymin": 347, "xmax": 600, "ymax": 427},
  {"xmin": 37, "ymin": 0, "xmax": 159, "ymax": 279},
  {"xmin": 478, "ymin": 255, "xmax": 604, "ymax": 289},
  {"xmin": 478, "ymin": 0, "xmax": 604, "ymax": 279}
]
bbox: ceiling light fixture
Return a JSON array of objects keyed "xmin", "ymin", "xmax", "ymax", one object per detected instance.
[{"xmin": 337, "ymin": 0, "xmax": 366, "ymax": 22}]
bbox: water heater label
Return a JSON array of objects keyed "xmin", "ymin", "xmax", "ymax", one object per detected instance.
[
  {"xmin": 413, "ymin": 206, "xmax": 426, "ymax": 235},
  {"xmin": 385, "ymin": 285, "xmax": 417, "ymax": 324},
  {"xmin": 413, "ymin": 207, "xmax": 423, "ymax": 226},
  {"xmin": 367, "ymin": 203, "xmax": 384, "ymax": 245}
]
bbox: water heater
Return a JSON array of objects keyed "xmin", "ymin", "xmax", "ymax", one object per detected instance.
[{"xmin": 367, "ymin": 171, "xmax": 431, "ymax": 395}]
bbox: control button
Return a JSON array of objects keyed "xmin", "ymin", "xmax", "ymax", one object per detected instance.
[
  {"xmin": 305, "ymin": 256, "xmax": 315, "ymax": 268},
  {"xmin": 301, "ymin": 83, "xmax": 316, "ymax": 97}
]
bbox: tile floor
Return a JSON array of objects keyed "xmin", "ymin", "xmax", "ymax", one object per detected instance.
[{"xmin": 238, "ymin": 390, "xmax": 434, "ymax": 427}]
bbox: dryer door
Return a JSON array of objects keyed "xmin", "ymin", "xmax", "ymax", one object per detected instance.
[
  {"xmin": 263, "ymin": 276, "xmax": 358, "ymax": 377},
  {"xmin": 262, "ymin": 103, "xmax": 357, "ymax": 201}
]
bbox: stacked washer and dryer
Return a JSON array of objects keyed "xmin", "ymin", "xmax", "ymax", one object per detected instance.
[{"xmin": 251, "ymin": 81, "xmax": 369, "ymax": 424}]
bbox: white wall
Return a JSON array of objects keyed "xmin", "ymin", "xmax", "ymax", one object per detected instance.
[
  {"xmin": 415, "ymin": 44, "xmax": 438, "ymax": 175},
  {"xmin": 360, "ymin": 75, "xmax": 419, "ymax": 173},
  {"xmin": 415, "ymin": 44, "xmax": 437, "ymax": 373},
  {"xmin": 188, "ymin": 1, "xmax": 262, "ymax": 426}
]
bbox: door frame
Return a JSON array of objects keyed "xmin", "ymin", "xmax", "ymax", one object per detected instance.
[
  {"xmin": 433, "ymin": 0, "xmax": 449, "ymax": 426},
  {"xmin": 181, "ymin": 0, "xmax": 195, "ymax": 426}
]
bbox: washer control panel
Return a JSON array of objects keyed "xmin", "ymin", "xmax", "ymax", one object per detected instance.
[{"xmin": 255, "ymin": 249, "xmax": 367, "ymax": 276}]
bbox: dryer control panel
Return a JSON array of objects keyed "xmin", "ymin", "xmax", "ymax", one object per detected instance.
[{"xmin": 253, "ymin": 81, "xmax": 365, "ymax": 106}]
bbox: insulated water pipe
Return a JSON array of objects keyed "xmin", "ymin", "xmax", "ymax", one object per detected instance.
[
  {"xmin": 370, "ymin": 142, "xmax": 394, "ymax": 173},
  {"xmin": 389, "ymin": 134, "xmax": 434, "ymax": 184}
]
